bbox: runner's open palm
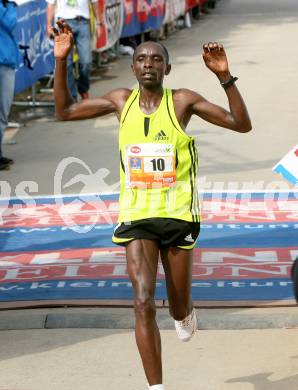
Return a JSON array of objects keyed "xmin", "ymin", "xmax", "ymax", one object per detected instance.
[
  {"xmin": 202, "ymin": 42, "xmax": 229, "ymax": 75},
  {"xmin": 52, "ymin": 20, "xmax": 73, "ymax": 60}
]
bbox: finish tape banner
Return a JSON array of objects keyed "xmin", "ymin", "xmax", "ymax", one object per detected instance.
[
  {"xmin": 121, "ymin": 0, "xmax": 165, "ymax": 38},
  {"xmin": 0, "ymin": 192, "xmax": 297, "ymax": 306},
  {"xmin": 14, "ymin": 0, "xmax": 54, "ymax": 93}
]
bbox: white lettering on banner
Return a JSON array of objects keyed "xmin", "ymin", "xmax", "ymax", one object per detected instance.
[
  {"xmin": 0, "ymin": 263, "xmax": 292, "ymax": 281},
  {"xmin": 2, "ymin": 267, "xmax": 43, "ymax": 281},
  {"xmin": 30, "ymin": 282, "xmax": 52, "ymax": 289},
  {"xmin": 0, "ymin": 248, "xmax": 296, "ymax": 282},
  {"xmin": 192, "ymin": 267, "xmax": 215, "ymax": 277},
  {"xmin": 89, "ymin": 250, "xmax": 125, "ymax": 263},
  {"xmin": 280, "ymin": 281, "xmax": 293, "ymax": 286},
  {"xmin": 0, "ymin": 255, "xmax": 25, "ymax": 267},
  {"xmin": 112, "ymin": 265, "xmax": 127, "ymax": 276},
  {"xmin": 0, "ymin": 285, "xmax": 20, "ymax": 291},
  {"xmin": 0, "ymin": 279, "xmax": 293, "ymax": 292},
  {"xmin": 229, "ymin": 282, "xmax": 246, "ymax": 287},
  {"xmin": 229, "ymin": 265, "xmax": 289, "ymax": 278},
  {"xmin": 69, "ymin": 282, "xmax": 93, "ymax": 288},
  {"xmin": 192, "ymin": 265, "xmax": 292, "ymax": 278},
  {"xmin": 64, "ymin": 265, "xmax": 81, "ymax": 278},
  {"xmin": 201, "ymin": 251, "xmax": 278, "ymax": 264},
  {"xmin": 31, "ymin": 253, "xmax": 61, "ymax": 265},
  {"xmin": 112, "ymin": 281, "xmax": 132, "ymax": 288},
  {"xmin": 192, "ymin": 282, "xmax": 211, "ymax": 288}
]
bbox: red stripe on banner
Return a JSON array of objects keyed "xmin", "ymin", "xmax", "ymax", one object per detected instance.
[
  {"xmin": 0, "ymin": 247, "xmax": 297, "ymax": 283},
  {"xmin": 0, "ymin": 199, "xmax": 297, "ymax": 227}
]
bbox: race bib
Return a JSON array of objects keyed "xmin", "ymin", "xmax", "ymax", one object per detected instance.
[{"xmin": 125, "ymin": 143, "xmax": 176, "ymax": 189}]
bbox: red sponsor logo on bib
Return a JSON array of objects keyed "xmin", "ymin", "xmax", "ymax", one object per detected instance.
[{"xmin": 130, "ymin": 146, "xmax": 141, "ymax": 154}]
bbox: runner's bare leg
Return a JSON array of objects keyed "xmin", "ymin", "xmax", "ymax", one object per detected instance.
[
  {"xmin": 161, "ymin": 247, "xmax": 193, "ymax": 320},
  {"xmin": 126, "ymin": 239, "xmax": 162, "ymax": 386}
]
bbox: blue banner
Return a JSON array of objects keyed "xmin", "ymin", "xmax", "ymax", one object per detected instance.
[
  {"xmin": 121, "ymin": 0, "xmax": 165, "ymax": 38},
  {"xmin": 1, "ymin": 222, "xmax": 297, "ymax": 252},
  {"xmin": 14, "ymin": 0, "xmax": 54, "ymax": 93},
  {"xmin": 0, "ymin": 278, "xmax": 294, "ymax": 302},
  {"xmin": 0, "ymin": 192, "xmax": 297, "ymax": 306}
]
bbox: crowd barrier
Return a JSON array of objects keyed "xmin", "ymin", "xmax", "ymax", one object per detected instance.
[
  {"xmin": 14, "ymin": 0, "xmax": 54, "ymax": 94},
  {"xmin": 13, "ymin": 0, "xmax": 215, "ymax": 94},
  {"xmin": 96, "ymin": 0, "xmax": 123, "ymax": 51},
  {"xmin": 121, "ymin": 0, "xmax": 165, "ymax": 38}
]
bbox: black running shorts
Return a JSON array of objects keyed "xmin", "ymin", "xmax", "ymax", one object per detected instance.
[{"xmin": 112, "ymin": 218, "xmax": 200, "ymax": 249}]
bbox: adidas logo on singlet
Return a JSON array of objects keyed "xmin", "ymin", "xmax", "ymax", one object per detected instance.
[
  {"xmin": 184, "ymin": 233, "xmax": 194, "ymax": 243},
  {"xmin": 154, "ymin": 130, "xmax": 169, "ymax": 141}
]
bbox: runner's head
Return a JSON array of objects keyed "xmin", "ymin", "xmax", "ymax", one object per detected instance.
[{"xmin": 132, "ymin": 41, "xmax": 171, "ymax": 88}]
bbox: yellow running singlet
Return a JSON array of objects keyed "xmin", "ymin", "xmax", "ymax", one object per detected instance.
[{"xmin": 118, "ymin": 88, "xmax": 200, "ymax": 223}]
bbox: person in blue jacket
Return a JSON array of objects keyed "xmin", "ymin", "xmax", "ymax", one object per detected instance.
[{"xmin": 0, "ymin": 0, "xmax": 19, "ymax": 170}]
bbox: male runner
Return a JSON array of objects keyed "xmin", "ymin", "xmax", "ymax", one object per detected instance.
[{"xmin": 52, "ymin": 20, "xmax": 251, "ymax": 390}]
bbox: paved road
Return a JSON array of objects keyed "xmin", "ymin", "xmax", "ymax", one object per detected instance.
[
  {"xmin": 2, "ymin": 0, "xmax": 298, "ymax": 195},
  {"xmin": 0, "ymin": 313, "xmax": 298, "ymax": 390}
]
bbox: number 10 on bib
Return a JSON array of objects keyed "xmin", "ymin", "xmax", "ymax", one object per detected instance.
[{"xmin": 125, "ymin": 143, "xmax": 176, "ymax": 189}]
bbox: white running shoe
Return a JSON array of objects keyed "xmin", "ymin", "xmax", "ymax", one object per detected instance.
[{"xmin": 174, "ymin": 309, "xmax": 197, "ymax": 342}]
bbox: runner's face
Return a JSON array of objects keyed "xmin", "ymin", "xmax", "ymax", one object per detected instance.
[{"xmin": 132, "ymin": 44, "xmax": 171, "ymax": 88}]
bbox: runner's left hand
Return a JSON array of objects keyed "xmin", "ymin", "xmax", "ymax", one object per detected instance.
[
  {"xmin": 52, "ymin": 19, "xmax": 73, "ymax": 60},
  {"xmin": 202, "ymin": 42, "xmax": 230, "ymax": 78}
]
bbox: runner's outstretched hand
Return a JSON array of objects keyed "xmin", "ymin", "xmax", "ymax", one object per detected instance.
[
  {"xmin": 202, "ymin": 42, "xmax": 230, "ymax": 77},
  {"xmin": 52, "ymin": 19, "xmax": 73, "ymax": 60}
]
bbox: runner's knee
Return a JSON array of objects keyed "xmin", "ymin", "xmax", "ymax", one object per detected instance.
[{"xmin": 134, "ymin": 294, "xmax": 156, "ymax": 323}]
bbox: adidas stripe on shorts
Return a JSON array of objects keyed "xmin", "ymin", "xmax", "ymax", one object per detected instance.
[{"xmin": 112, "ymin": 218, "xmax": 200, "ymax": 249}]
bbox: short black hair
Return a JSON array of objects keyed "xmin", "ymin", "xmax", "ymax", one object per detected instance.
[{"xmin": 133, "ymin": 41, "xmax": 170, "ymax": 64}]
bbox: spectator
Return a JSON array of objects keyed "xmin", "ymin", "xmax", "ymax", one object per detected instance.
[
  {"xmin": 0, "ymin": 0, "xmax": 19, "ymax": 170},
  {"xmin": 46, "ymin": 0, "xmax": 103, "ymax": 100}
]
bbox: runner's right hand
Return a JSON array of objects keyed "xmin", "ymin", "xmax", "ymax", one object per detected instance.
[{"xmin": 52, "ymin": 19, "xmax": 73, "ymax": 60}]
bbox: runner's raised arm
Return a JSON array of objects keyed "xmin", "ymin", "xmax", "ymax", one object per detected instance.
[
  {"xmin": 52, "ymin": 20, "xmax": 130, "ymax": 121},
  {"xmin": 171, "ymin": 42, "xmax": 252, "ymax": 132}
]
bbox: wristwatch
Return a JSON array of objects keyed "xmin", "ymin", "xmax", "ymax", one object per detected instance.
[{"xmin": 220, "ymin": 76, "xmax": 238, "ymax": 89}]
